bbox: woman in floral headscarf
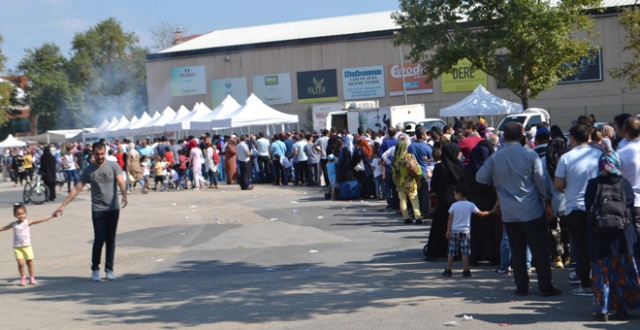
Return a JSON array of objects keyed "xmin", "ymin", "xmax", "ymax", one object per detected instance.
[
  {"xmin": 586, "ymin": 152, "xmax": 640, "ymax": 322},
  {"xmin": 392, "ymin": 139, "xmax": 422, "ymax": 224}
]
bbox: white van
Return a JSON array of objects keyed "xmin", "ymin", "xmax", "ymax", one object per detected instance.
[
  {"xmin": 404, "ymin": 118, "xmax": 447, "ymax": 133},
  {"xmin": 496, "ymin": 108, "xmax": 550, "ymax": 131}
]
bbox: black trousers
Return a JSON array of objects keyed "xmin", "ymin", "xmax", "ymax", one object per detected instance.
[
  {"xmin": 504, "ymin": 215, "xmax": 555, "ymax": 293},
  {"xmin": 272, "ymin": 159, "xmax": 284, "ymax": 185},
  {"xmin": 46, "ymin": 181, "xmax": 57, "ymax": 201},
  {"xmin": 238, "ymin": 160, "xmax": 252, "ymax": 189},
  {"xmin": 297, "ymin": 160, "xmax": 308, "ymax": 185},
  {"xmin": 417, "ymin": 176, "xmax": 429, "ymax": 219},
  {"xmin": 320, "ymin": 159, "xmax": 329, "ymax": 187},
  {"xmin": 308, "ymin": 162, "xmax": 319, "ymax": 186},
  {"xmin": 566, "ymin": 210, "xmax": 591, "ymax": 288},
  {"xmin": 91, "ymin": 210, "xmax": 120, "ymax": 272},
  {"xmin": 257, "ymin": 155, "xmax": 272, "ymax": 183}
]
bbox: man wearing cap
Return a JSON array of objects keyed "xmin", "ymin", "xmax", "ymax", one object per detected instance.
[{"xmin": 533, "ymin": 127, "xmax": 551, "ymax": 158}]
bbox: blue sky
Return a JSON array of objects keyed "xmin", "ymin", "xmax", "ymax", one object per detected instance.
[{"xmin": 0, "ymin": 0, "xmax": 401, "ymax": 73}]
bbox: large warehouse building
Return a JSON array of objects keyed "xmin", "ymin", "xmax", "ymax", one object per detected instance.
[{"xmin": 145, "ymin": 1, "xmax": 640, "ymax": 129}]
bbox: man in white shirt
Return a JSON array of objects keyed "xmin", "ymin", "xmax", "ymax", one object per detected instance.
[
  {"xmin": 293, "ymin": 135, "xmax": 308, "ymax": 185},
  {"xmin": 256, "ymin": 132, "xmax": 272, "ymax": 183},
  {"xmin": 618, "ymin": 117, "xmax": 640, "ymax": 232},
  {"xmin": 315, "ymin": 129, "xmax": 330, "ymax": 186},
  {"xmin": 554, "ymin": 124, "xmax": 602, "ymax": 297},
  {"xmin": 236, "ymin": 135, "xmax": 253, "ymax": 190}
]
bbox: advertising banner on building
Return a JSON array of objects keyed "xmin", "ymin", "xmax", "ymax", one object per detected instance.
[
  {"xmin": 441, "ymin": 58, "xmax": 488, "ymax": 93},
  {"xmin": 342, "ymin": 65, "xmax": 385, "ymax": 100},
  {"xmin": 170, "ymin": 65, "xmax": 206, "ymax": 97},
  {"xmin": 252, "ymin": 73, "xmax": 293, "ymax": 105},
  {"xmin": 296, "ymin": 69, "xmax": 338, "ymax": 104},
  {"xmin": 211, "ymin": 77, "xmax": 248, "ymax": 106},
  {"xmin": 558, "ymin": 48, "xmax": 603, "ymax": 84},
  {"xmin": 387, "ymin": 63, "xmax": 433, "ymax": 96}
]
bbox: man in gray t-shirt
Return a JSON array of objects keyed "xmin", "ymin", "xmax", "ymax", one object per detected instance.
[{"xmin": 55, "ymin": 142, "xmax": 127, "ymax": 282}]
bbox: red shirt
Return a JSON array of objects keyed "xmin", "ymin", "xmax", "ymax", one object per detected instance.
[
  {"xmin": 179, "ymin": 155, "xmax": 188, "ymax": 170},
  {"xmin": 114, "ymin": 154, "xmax": 125, "ymax": 169},
  {"xmin": 165, "ymin": 151, "xmax": 175, "ymax": 165},
  {"xmin": 459, "ymin": 135, "xmax": 483, "ymax": 164}
]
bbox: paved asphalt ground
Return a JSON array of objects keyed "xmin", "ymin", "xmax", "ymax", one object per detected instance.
[{"xmin": 0, "ymin": 179, "xmax": 637, "ymax": 329}]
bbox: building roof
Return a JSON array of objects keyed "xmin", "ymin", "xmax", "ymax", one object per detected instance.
[
  {"xmin": 160, "ymin": 11, "xmax": 397, "ymax": 55},
  {"xmin": 149, "ymin": 0, "xmax": 637, "ymax": 61}
]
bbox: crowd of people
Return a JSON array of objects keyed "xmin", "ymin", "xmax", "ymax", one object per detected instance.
[{"xmin": 1, "ymin": 111, "xmax": 640, "ymax": 322}]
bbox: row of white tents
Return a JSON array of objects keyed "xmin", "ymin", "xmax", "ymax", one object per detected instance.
[{"xmin": 86, "ymin": 93, "xmax": 299, "ymax": 139}]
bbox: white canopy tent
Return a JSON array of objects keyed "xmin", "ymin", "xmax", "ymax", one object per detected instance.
[
  {"xmin": 210, "ymin": 93, "xmax": 299, "ymax": 129},
  {"xmin": 105, "ymin": 115, "xmax": 138, "ymax": 138},
  {"xmin": 124, "ymin": 112, "xmax": 157, "ymax": 137},
  {"xmin": 132, "ymin": 107, "xmax": 176, "ymax": 136},
  {"xmin": 159, "ymin": 105, "xmax": 191, "ymax": 131},
  {"xmin": 165, "ymin": 103, "xmax": 212, "ymax": 132},
  {"xmin": 439, "ymin": 85, "xmax": 523, "ymax": 117},
  {"xmin": 101, "ymin": 116, "xmax": 130, "ymax": 138},
  {"xmin": 190, "ymin": 96, "xmax": 241, "ymax": 131},
  {"xmin": 85, "ymin": 117, "xmax": 119, "ymax": 138},
  {"xmin": 0, "ymin": 134, "xmax": 27, "ymax": 147},
  {"xmin": 21, "ymin": 129, "xmax": 90, "ymax": 144}
]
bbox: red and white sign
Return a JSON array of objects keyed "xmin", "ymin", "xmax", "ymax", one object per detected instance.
[{"xmin": 387, "ymin": 63, "xmax": 433, "ymax": 96}]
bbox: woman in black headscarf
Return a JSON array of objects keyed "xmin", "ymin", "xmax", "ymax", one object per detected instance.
[
  {"xmin": 426, "ymin": 142, "xmax": 464, "ymax": 261},
  {"xmin": 463, "ymin": 140, "xmax": 499, "ymax": 265},
  {"xmin": 39, "ymin": 146, "xmax": 57, "ymax": 201}
]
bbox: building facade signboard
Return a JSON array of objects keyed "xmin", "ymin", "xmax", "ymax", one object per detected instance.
[
  {"xmin": 441, "ymin": 58, "xmax": 488, "ymax": 93},
  {"xmin": 170, "ymin": 65, "xmax": 206, "ymax": 96},
  {"xmin": 387, "ymin": 63, "xmax": 433, "ymax": 96},
  {"xmin": 297, "ymin": 69, "xmax": 339, "ymax": 104},
  {"xmin": 211, "ymin": 77, "xmax": 248, "ymax": 106},
  {"xmin": 252, "ymin": 73, "xmax": 293, "ymax": 105},
  {"xmin": 342, "ymin": 65, "xmax": 385, "ymax": 100}
]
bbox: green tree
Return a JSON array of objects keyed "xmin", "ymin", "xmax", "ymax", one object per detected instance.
[
  {"xmin": 17, "ymin": 43, "xmax": 74, "ymax": 132},
  {"xmin": 67, "ymin": 17, "xmax": 148, "ymax": 128},
  {"xmin": 393, "ymin": 0, "xmax": 601, "ymax": 109},
  {"xmin": 0, "ymin": 34, "xmax": 10, "ymax": 125},
  {"xmin": 610, "ymin": 7, "xmax": 640, "ymax": 91}
]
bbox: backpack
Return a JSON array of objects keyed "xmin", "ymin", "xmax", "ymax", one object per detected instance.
[
  {"xmin": 212, "ymin": 149, "xmax": 221, "ymax": 164},
  {"xmin": 588, "ymin": 180, "xmax": 630, "ymax": 234},
  {"xmin": 546, "ymin": 137, "xmax": 567, "ymax": 180}
]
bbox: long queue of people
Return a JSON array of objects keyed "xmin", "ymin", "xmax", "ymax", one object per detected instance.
[{"xmin": 1, "ymin": 111, "xmax": 639, "ymax": 322}]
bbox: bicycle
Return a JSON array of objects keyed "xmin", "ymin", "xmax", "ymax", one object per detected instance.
[
  {"xmin": 23, "ymin": 176, "xmax": 49, "ymax": 205},
  {"xmin": 22, "ymin": 179, "xmax": 33, "ymax": 204}
]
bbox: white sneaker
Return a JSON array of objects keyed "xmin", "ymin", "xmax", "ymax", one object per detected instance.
[
  {"xmin": 105, "ymin": 271, "xmax": 117, "ymax": 281},
  {"xmin": 91, "ymin": 270, "xmax": 101, "ymax": 282},
  {"xmin": 568, "ymin": 271, "xmax": 581, "ymax": 285},
  {"xmin": 571, "ymin": 287, "xmax": 593, "ymax": 296}
]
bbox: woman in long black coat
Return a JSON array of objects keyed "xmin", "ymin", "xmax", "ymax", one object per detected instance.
[
  {"xmin": 426, "ymin": 143, "xmax": 463, "ymax": 260},
  {"xmin": 39, "ymin": 146, "xmax": 58, "ymax": 201},
  {"xmin": 462, "ymin": 140, "xmax": 499, "ymax": 265}
]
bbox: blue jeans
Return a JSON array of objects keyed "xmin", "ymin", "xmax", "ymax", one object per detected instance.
[
  {"xmin": 374, "ymin": 175, "xmax": 383, "ymax": 199},
  {"xmin": 218, "ymin": 156, "xmax": 226, "ymax": 182},
  {"xmin": 91, "ymin": 210, "xmax": 119, "ymax": 272},
  {"xmin": 65, "ymin": 169, "xmax": 79, "ymax": 191},
  {"xmin": 499, "ymin": 224, "xmax": 532, "ymax": 270},
  {"xmin": 207, "ymin": 169, "xmax": 218, "ymax": 186}
]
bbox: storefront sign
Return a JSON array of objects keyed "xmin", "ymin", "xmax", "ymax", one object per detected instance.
[
  {"xmin": 252, "ymin": 73, "xmax": 293, "ymax": 105},
  {"xmin": 170, "ymin": 65, "xmax": 206, "ymax": 96},
  {"xmin": 211, "ymin": 77, "xmax": 248, "ymax": 106},
  {"xmin": 387, "ymin": 63, "xmax": 433, "ymax": 96},
  {"xmin": 558, "ymin": 48, "xmax": 603, "ymax": 84},
  {"xmin": 297, "ymin": 69, "xmax": 338, "ymax": 103},
  {"xmin": 342, "ymin": 65, "xmax": 385, "ymax": 100},
  {"xmin": 441, "ymin": 58, "xmax": 488, "ymax": 92}
]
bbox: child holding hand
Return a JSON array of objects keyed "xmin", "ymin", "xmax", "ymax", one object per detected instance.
[
  {"xmin": 443, "ymin": 184, "xmax": 495, "ymax": 278},
  {"xmin": 0, "ymin": 204, "xmax": 56, "ymax": 286}
]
